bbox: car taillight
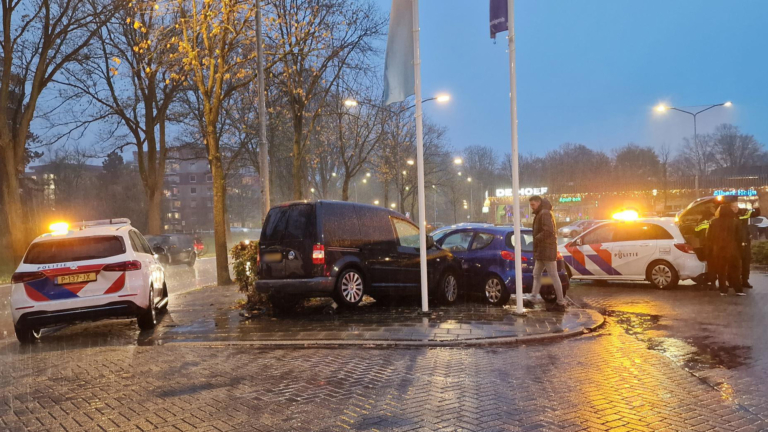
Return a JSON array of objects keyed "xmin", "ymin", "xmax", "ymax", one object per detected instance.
[
  {"xmin": 312, "ymin": 245, "xmax": 325, "ymax": 265},
  {"xmin": 500, "ymin": 250, "xmax": 528, "ymax": 262},
  {"xmin": 11, "ymin": 271, "xmax": 45, "ymax": 284},
  {"xmin": 103, "ymin": 260, "xmax": 142, "ymax": 271},
  {"xmin": 674, "ymin": 243, "xmax": 696, "ymax": 254}
]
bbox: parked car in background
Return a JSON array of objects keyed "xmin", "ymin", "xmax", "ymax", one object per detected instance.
[
  {"xmin": 11, "ymin": 219, "xmax": 168, "ymax": 343},
  {"xmin": 558, "ymin": 220, "xmax": 603, "ymax": 238},
  {"xmin": 559, "ymin": 218, "xmax": 706, "ymax": 289},
  {"xmin": 145, "ymin": 234, "xmax": 197, "ymax": 267},
  {"xmin": 750, "ymin": 216, "xmax": 768, "ymax": 240},
  {"xmin": 435, "ymin": 226, "xmax": 569, "ymax": 306},
  {"xmin": 256, "ymin": 201, "xmax": 463, "ymax": 310}
]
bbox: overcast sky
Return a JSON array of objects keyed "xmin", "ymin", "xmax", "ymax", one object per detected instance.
[{"xmin": 375, "ymin": 0, "xmax": 767, "ymax": 157}]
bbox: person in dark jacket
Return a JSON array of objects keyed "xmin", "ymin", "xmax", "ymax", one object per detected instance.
[
  {"xmin": 706, "ymin": 204, "xmax": 745, "ymax": 296},
  {"xmin": 529, "ymin": 196, "xmax": 566, "ymax": 311},
  {"xmin": 734, "ymin": 202, "xmax": 760, "ymax": 288}
]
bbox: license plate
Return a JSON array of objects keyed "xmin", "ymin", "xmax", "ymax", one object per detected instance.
[
  {"xmin": 56, "ymin": 272, "xmax": 97, "ymax": 285},
  {"xmin": 541, "ymin": 276, "xmax": 553, "ymax": 285},
  {"xmin": 263, "ymin": 252, "xmax": 283, "ymax": 263}
]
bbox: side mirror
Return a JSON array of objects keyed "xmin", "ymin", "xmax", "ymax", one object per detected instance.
[{"xmin": 426, "ymin": 235, "xmax": 435, "ymax": 249}]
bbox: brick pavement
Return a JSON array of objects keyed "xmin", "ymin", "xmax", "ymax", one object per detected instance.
[{"xmin": 1, "ymin": 320, "xmax": 766, "ymax": 431}]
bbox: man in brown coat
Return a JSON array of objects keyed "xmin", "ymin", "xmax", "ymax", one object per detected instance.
[{"xmin": 529, "ymin": 196, "xmax": 566, "ymax": 311}]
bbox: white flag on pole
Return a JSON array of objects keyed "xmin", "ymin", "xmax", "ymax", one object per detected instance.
[{"xmin": 383, "ymin": 0, "xmax": 415, "ymax": 106}]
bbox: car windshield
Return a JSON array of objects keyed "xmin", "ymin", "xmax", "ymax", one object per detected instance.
[{"xmin": 24, "ymin": 236, "xmax": 126, "ymax": 264}]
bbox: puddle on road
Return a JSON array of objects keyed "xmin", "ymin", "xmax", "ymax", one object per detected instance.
[{"xmin": 605, "ymin": 310, "xmax": 750, "ymax": 372}]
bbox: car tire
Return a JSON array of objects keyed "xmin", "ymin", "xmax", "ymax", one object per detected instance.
[
  {"xmin": 438, "ymin": 270, "xmax": 460, "ymax": 305},
  {"xmin": 334, "ymin": 268, "xmax": 365, "ymax": 307},
  {"xmin": 159, "ymin": 283, "xmax": 169, "ymax": 311},
  {"xmin": 483, "ymin": 274, "xmax": 510, "ymax": 306},
  {"xmin": 15, "ymin": 325, "xmax": 41, "ymax": 344},
  {"xmin": 269, "ymin": 295, "xmax": 301, "ymax": 314},
  {"xmin": 137, "ymin": 285, "xmax": 158, "ymax": 331},
  {"xmin": 570, "ymin": 231, "xmax": 579, "ymax": 238},
  {"xmin": 187, "ymin": 252, "xmax": 196, "ymax": 267},
  {"xmin": 647, "ymin": 260, "xmax": 679, "ymax": 290}
]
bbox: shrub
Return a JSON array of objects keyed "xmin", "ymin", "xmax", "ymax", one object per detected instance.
[
  {"xmin": 752, "ymin": 241, "xmax": 768, "ymax": 265},
  {"xmin": 230, "ymin": 240, "xmax": 267, "ymax": 306}
]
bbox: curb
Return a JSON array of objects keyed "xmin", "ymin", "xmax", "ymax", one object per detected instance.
[{"xmin": 160, "ymin": 309, "xmax": 605, "ymax": 348}]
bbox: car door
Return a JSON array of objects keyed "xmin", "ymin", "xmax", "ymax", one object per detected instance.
[
  {"xmin": 609, "ymin": 223, "xmax": 658, "ymax": 278},
  {"xmin": 129, "ymin": 230, "xmax": 158, "ymax": 299},
  {"xmin": 438, "ymin": 230, "xmax": 476, "ymax": 284},
  {"xmin": 389, "ymin": 217, "xmax": 422, "ymax": 289},
  {"xmin": 568, "ymin": 223, "xmax": 618, "ymax": 277},
  {"xmin": 464, "ymin": 231, "xmax": 497, "ymax": 288},
  {"xmin": 356, "ymin": 206, "xmax": 399, "ymax": 290},
  {"xmin": 136, "ymin": 232, "xmax": 164, "ymax": 299}
]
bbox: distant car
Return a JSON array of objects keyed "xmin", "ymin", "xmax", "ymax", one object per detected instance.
[
  {"xmin": 559, "ymin": 218, "xmax": 706, "ymax": 289},
  {"xmin": 558, "ymin": 220, "xmax": 603, "ymax": 238},
  {"xmin": 435, "ymin": 226, "xmax": 569, "ymax": 305},
  {"xmin": 750, "ymin": 216, "xmax": 768, "ymax": 240},
  {"xmin": 10, "ymin": 219, "xmax": 168, "ymax": 343},
  {"xmin": 255, "ymin": 201, "xmax": 463, "ymax": 309},
  {"xmin": 145, "ymin": 234, "xmax": 197, "ymax": 267},
  {"xmin": 431, "ymin": 223, "xmax": 494, "ymax": 242}
]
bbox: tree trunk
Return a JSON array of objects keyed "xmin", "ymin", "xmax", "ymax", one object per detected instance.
[
  {"xmin": 0, "ymin": 143, "xmax": 26, "ymax": 264},
  {"xmin": 342, "ymin": 176, "xmax": 351, "ymax": 201},
  {"xmin": 209, "ymin": 137, "xmax": 232, "ymax": 286},
  {"xmin": 383, "ymin": 181, "xmax": 389, "ymax": 208},
  {"xmin": 292, "ymin": 115, "xmax": 304, "ymax": 200},
  {"xmin": 147, "ymin": 187, "xmax": 163, "ymax": 235}
]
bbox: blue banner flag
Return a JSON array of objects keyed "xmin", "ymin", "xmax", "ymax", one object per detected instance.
[
  {"xmin": 490, "ymin": 0, "xmax": 508, "ymax": 39},
  {"xmin": 383, "ymin": 0, "xmax": 415, "ymax": 105}
]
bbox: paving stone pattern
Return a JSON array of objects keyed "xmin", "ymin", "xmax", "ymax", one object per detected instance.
[{"xmin": 1, "ymin": 321, "xmax": 766, "ymax": 432}]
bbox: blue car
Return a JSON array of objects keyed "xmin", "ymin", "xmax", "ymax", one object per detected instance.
[{"xmin": 435, "ymin": 226, "xmax": 570, "ymax": 306}]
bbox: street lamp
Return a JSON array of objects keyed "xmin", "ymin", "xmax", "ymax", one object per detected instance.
[
  {"xmin": 374, "ymin": 200, "xmax": 380, "ymax": 205},
  {"xmin": 362, "ymin": 178, "xmax": 367, "ymax": 184},
  {"xmin": 406, "ymin": 159, "xmax": 415, "ymax": 166},
  {"xmin": 366, "ymin": 172, "xmax": 371, "ymax": 177},
  {"xmin": 655, "ymin": 101, "xmax": 732, "ymax": 195},
  {"xmin": 343, "ymin": 99, "xmax": 358, "ymax": 107},
  {"xmin": 453, "ymin": 157, "xmax": 462, "ymax": 165},
  {"xmin": 390, "ymin": 203, "xmax": 397, "ymax": 209}
]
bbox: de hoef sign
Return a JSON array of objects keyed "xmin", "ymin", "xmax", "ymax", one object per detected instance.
[
  {"xmin": 714, "ymin": 189, "xmax": 758, "ymax": 197},
  {"xmin": 496, "ymin": 187, "xmax": 548, "ymax": 197}
]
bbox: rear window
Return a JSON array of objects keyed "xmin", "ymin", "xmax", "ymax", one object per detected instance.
[
  {"xmin": 24, "ymin": 236, "xmax": 126, "ymax": 264},
  {"xmin": 262, "ymin": 204, "xmax": 314, "ymax": 242},
  {"xmin": 356, "ymin": 206, "xmax": 396, "ymax": 245},
  {"xmin": 320, "ymin": 202, "xmax": 361, "ymax": 247},
  {"xmin": 505, "ymin": 231, "xmax": 534, "ymax": 252}
]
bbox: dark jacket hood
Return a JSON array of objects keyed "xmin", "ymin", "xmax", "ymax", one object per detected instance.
[
  {"xmin": 717, "ymin": 204, "xmax": 736, "ymax": 219},
  {"xmin": 534, "ymin": 198, "xmax": 553, "ymax": 214}
]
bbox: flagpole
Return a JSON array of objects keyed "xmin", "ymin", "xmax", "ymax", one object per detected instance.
[
  {"xmin": 255, "ymin": 0, "xmax": 270, "ymax": 219},
  {"xmin": 507, "ymin": 0, "xmax": 525, "ymax": 315},
  {"xmin": 412, "ymin": 0, "xmax": 429, "ymax": 312}
]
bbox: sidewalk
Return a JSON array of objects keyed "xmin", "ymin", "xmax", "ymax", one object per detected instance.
[{"xmin": 147, "ymin": 284, "xmax": 604, "ymax": 347}]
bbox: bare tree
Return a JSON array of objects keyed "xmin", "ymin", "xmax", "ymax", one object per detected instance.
[
  {"xmin": 267, "ymin": 0, "xmax": 385, "ymax": 199},
  {"xmin": 0, "ymin": 0, "xmax": 114, "ymax": 262},
  {"xmin": 710, "ymin": 123, "xmax": 763, "ymax": 172},
  {"xmin": 58, "ymin": 1, "xmax": 183, "ymax": 234}
]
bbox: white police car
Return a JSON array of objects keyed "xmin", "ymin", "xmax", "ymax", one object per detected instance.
[
  {"xmin": 10, "ymin": 219, "xmax": 167, "ymax": 343},
  {"xmin": 558, "ymin": 217, "xmax": 706, "ymax": 289}
]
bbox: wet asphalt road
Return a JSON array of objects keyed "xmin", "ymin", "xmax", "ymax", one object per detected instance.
[
  {"xmin": 1, "ymin": 272, "xmax": 768, "ymax": 430},
  {"xmin": 0, "ymin": 257, "xmax": 219, "ymax": 342}
]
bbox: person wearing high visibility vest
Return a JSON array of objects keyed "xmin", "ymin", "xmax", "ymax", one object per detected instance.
[{"xmin": 735, "ymin": 202, "xmax": 761, "ymax": 288}]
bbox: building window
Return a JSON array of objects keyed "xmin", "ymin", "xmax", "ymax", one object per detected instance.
[
  {"xmin": 173, "ymin": 200, "xmax": 181, "ymax": 209},
  {"xmin": 207, "ymin": 186, "xmax": 213, "ymax": 195},
  {"xmin": 207, "ymin": 201, "xmax": 212, "ymax": 207},
  {"xmin": 190, "ymin": 174, "xmax": 197, "ymax": 183},
  {"xmin": 190, "ymin": 161, "xmax": 196, "ymax": 168},
  {"xmin": 191, "ymin": 200, "xmax": 197, "ymax": 208},
  {"xmin": 191, "ymin": 187, "xmax": 197, "ymax": 195},
  {"xmin": 166, "ymin": 212, "xmax": 173, "ymax": 219},
  {"xmin": 173, "ymin": 212, "xmax": 180, "ymax": 220},
  {"xmin": 206, "ymin": 174, "xmax": 213, "ymax": 182}
]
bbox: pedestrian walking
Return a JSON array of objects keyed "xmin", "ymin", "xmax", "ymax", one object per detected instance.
[
  {"xmin": 734, "ymin": 201, "xmax": 760, "ymax": 288},
  {"xmin": 706, "ymin": 204, "xmax": 745, "ymax": 296},
  {"xmin": 529, "ymin": 196, "xmax": 567, "ymax": 311}
]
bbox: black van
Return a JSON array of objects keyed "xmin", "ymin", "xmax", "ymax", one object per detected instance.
[{"xmin": 255, "ymin": 201, "xmax": 462, "ymax": 308}]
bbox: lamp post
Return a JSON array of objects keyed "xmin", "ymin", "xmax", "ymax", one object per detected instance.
[
  {"xmin": 431, "ymin": 185, "xmax": 438, "ymax": 223},
  {"xmin": 655, "ymin": 101, "xmax": 732, "ymax": 195}
]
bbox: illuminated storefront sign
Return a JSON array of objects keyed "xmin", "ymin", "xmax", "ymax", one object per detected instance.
[
  {"xmin": 714, "ymin": 189, "xmax": 757, "ymax": 197},
  {"xmin": 495, "ymin": 187, "xmax": 548, "ymax": 197},
  {"xmin": 559, "ymin": 197, "xmax": 582, "ymax": 203}
]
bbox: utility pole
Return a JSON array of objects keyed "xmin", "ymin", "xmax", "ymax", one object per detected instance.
[{"xmin": 255, "ymin": 0, "xmax": 270, "ymax": 222}]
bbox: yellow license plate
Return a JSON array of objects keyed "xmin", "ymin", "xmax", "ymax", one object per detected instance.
[
  {"xmin": 264, "ymin": 252, "xmax": 283, "ymax": 263},
  {"xmin": 541, "ymin": 276, "xmax": 553, "ymax": 285},
  {"xmin": 56, "ymin": 272, "xmax": 97, "ymax": 285}
]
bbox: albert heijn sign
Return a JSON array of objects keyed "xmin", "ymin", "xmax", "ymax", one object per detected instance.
[{"xmin": 495, "ymin": 187, "xmax": 548, "ymax": 198}]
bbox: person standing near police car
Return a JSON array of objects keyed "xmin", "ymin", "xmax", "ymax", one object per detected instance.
[
  {"xmin": 706, "ymin": 204, "xmax": 745, "ymax": 296},
  {"xmin": 529, "ymin": 195, "xmax": 567, "ymax": 311},
  {"xmin": 733, "ymin": 201, "xmax": 760, "ymax": 288}
]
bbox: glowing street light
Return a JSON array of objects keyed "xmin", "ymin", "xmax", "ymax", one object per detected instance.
[
  {"xmin": 374, "ymin": 200, "xmax": 380, "ymax": 205},
  {"xmin": 402, "ymin": 170, "xmax": 407, "ymax": 175},
  {"xmin": 310, "ymin": 188, "xmax": 315, "ymax": 193},
  {"xmin": 390, "ymin": 203, "xmax": 397, "ymax": 209},
  {"xmin": 655, "ymin": 104, "xmax": 667, "ymax": 112},
  {"xmin": 366, "ymin": 172, "xmax": 371, "ymax": 177},
  {"xmin": 453, "ymin": 157, "xmax": 462, "ymax": 165},
  {"xmin": 436, "ymin": 94, "xmax": 450, "ymax": 103},
  {"xmin": 331, "ymin": 172, "xmax": 337, "ymax": 177},
  {"xmin": 343, "ymin": 99, "xmax": 358, "ymax": 107},
  {"xmin": 406, "ymin": 159, "xmax": 415, "ymax": 165},
  {"xmin": 362, "ymin": 178, "xmax": 367, "ymax": 184},
  {"xmin": 467, "ymin": 177, "xmax": 472, "ymax": 182}
]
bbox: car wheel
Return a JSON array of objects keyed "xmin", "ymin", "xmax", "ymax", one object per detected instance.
[
  {"xmin": 541, "ymin": 286, "xmax": 559, "ymax": 304},
  {"xmin": 187, "ymin": 252, "xmax": 196, "ymax": 267},
  {"xmin": 438, "ymin": 270, "xmax": 460, "ymax": 305},
  {"xmin": 484, "ymin": 275, "xmax": 510, "ymax": 306},
  {"xmin": 570, "ymin": 231, "xmax": 579, "ymax": 238},
  {"xmin": 159, "ymin": 283, "xmax": 169, "ymax": 311},
  {"xmin": 15, "ymin": 325, "xmax": 41, "ymax": 344},
  {"xmin": 647, "ymin": 260, "xmax": 679, "ymax": 290},
  {"xmin": 334, "ymin": 269, "xmax": 365, "ymax": 307},
  {"xmin": 137, "ymin": 285, "xmax": 158, "ymax": 331},
  {"xmin": 269, "ymin": 295, "xmax": 301, "ymax": 314}
]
